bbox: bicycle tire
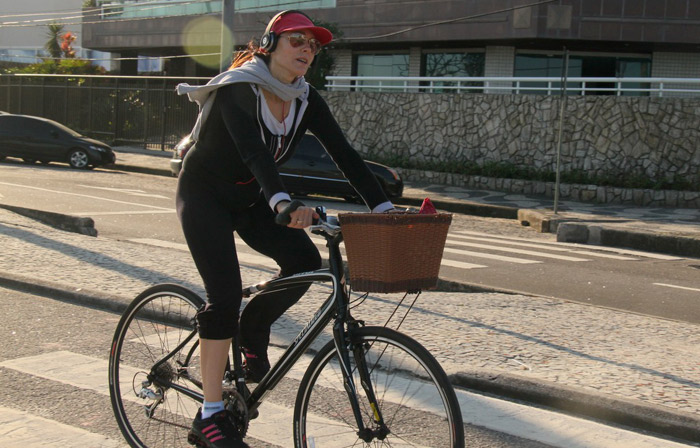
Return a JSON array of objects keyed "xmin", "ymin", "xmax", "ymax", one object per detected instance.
[
  {"xmin": 108, "ymin": 283, "xmax": 206, "ymax": 448},
  {"xmin": 293, "ymin": 326, "xmax": 464, "ymax": 447}
]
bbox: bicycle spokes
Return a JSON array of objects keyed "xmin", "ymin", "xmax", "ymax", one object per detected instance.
[
  {"xmin": 294, "ymin": 326, "xmax": 463, "ymax": 447},
  {"xmin": 109, "ymin": 285, "xmax": 206, "ymax": 448}
]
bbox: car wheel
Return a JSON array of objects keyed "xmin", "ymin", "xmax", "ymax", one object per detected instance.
[{"xmin": 68, "ymin": 149, "xmax": 89, "ymax": 169}]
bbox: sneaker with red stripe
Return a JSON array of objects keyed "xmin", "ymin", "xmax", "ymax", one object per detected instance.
[{"xmin": 188, "ymin": 409, "xmax": 248, "ymax": 448}]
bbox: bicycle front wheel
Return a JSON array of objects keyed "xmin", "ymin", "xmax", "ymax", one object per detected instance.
[
  {"xmin": 108, "ymin": 284, "xmax": 205, "ymax": 448},
  {"xmin": 293, "ymin": 326, "xmax": 464, "ymax": 447}
]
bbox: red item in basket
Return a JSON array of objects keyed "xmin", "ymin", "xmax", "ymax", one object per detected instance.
[{"xmin": 419, "ymin": 198, "xmax": 437, "ymax": 214}]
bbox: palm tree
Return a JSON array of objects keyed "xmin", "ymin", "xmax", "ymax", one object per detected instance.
[{"xmin": 45, "ymin": 23, "xmax": 64, "ymax": 60}]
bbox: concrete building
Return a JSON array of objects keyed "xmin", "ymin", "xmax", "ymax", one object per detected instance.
[{"xmin": 56, "ymin": 1, "xmax": 700, "ymax": 84}]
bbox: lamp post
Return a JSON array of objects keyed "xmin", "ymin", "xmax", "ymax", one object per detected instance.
[{"xmin": 553, "ymin": 48, "xmax": 569, "ymax": 214}]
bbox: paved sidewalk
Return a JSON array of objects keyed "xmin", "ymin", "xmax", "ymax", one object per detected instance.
[{"xmin": 1, "ymin": 147, "xmax": 700, "ymax": 444}]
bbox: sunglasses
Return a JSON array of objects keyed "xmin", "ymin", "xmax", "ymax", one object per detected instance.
[{"xmin": 285, "ymin": 33, "xmax": 322, "ymax": 55}]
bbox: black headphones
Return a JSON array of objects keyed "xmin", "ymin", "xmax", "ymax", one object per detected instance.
[{"xmin": 259, "ymin": 10, "xmax": 313, "ymax": 54}]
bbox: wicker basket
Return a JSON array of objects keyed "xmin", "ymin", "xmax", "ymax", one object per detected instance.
[{"xmin": 338, "ymin": 212, "xmax": 452, "ymax": 293}]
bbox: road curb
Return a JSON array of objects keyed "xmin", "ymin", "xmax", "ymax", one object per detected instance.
[
  {"xmin": 518, "ymin": 209, "xmax": 700, "ymax": 258},
  {"xmin": 0, "ymin": 271, "xmax": 128, "ymax": 314},
  {"xmin": 558, "ymin": 222, "xmax": 700, "ymax": 258},
  {"xmin": 110, "ymin": 163, "xmax": 173, "ymax": 178},
  {"xmin": 0, "ymin": 204, "xmax": 97, "ymax": 236},
  {"xmin": 451, "ymin": 370, "xmax": 700, "ymax": 445},
  {"xmin": 517, "ymin": 208, "xmax": 566, "ymax": 233}
]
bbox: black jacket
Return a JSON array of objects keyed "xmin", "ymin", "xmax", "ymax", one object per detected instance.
[{"xmin": 182, "ymin": 82, "xmax": 389, "ymax": 211}]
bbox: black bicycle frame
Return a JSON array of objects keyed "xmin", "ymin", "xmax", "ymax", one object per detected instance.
[
  {"xmin": 150, "ymin": 227, "xmax": 380, "ymax": 434},
  {"xmin": 245, "ymin": 271, "xmax": 339, "ymax": 407},
  {"xmin": 242, "ymin": 229, "xmax": 379, "ymax": 434},
  {"xmin": 243, "ymin": 230, "xmax": 346, "ymax": 405}
]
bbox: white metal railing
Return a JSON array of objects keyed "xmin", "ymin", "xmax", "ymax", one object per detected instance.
[{"xmin": 325, "ymin": 76, "xmax": 700, "ymax": 97}]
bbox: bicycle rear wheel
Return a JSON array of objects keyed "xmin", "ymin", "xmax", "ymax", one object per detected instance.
[
  {"xmin": 293, "ymin": 326, "xmax": 464, "ymax": 447},
  {"xmin": 109, "ymin": 284, "xmax": 205, "ymax": 448}
]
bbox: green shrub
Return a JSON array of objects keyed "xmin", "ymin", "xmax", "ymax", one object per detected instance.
[
  {"xmin": 4, "ymin": 59, "xmax": 105, "ymax": 75},
  {"xmin": 369, "ymin": 155, "xmax": 697, "ymax": 192}
]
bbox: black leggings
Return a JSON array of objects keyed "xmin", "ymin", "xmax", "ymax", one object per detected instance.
[{"xmin": 176, "ymin": 173, "xmax": 321, "ymax": 349}]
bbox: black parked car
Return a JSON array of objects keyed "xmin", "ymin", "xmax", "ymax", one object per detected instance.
[
  {"xmin": 170, "ymin": 133, "xmax": 403, "ymax": 201},
  {"xmin": 0, "ymin": 114, "xmax": 116, "ymax": 169}
]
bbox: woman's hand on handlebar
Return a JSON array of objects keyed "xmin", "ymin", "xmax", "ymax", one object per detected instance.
[
  {"xmin": 289, "ymin": 206, "xmax": 319, "ymax": 228},
  {"xmin": 275, "ymin": 200, "xmax": 319, "ymax": 228}
]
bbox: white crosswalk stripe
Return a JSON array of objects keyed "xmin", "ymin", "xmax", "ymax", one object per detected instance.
[
  {"xmin": 0, "ymin": 406, "xmax": 124, "ymax": 448},
  {"xmin": 0, "ymin": 349, "xmax": 328, "ymax": 447},
  {"xmin": 445, "ymin": 239, "xmax": 590, "ymax": 262},
  {"xmin": 440, "ymin": 259, "xmax": 488, "ymax": 270},
  {"xmin": 454, "ymin": 230, "xmax": 682, "ymax": 260},
  {"xmin": 449, "ymin": 234, "xmax": 638, "ymax": 260},
  {"xmin": 0, "ymin": 350, "xmax": 690, "ymax": 448},
  {"xmin": 443, "ymin": 246, "xmax": 542, "ymax": 264},
  {"xmin": 566, "ymin": 249, "xmax": 639, "ymax": 260}
]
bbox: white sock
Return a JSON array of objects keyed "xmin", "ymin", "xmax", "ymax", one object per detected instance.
[{"xmin": 202, "ymin": 400, "xmax": 225, "ymax": 419}]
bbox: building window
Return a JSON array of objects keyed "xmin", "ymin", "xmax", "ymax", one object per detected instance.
[
  {"xmin": 514, "ymin": 53, "xmax": 651, "ymax": 95},
  {"xmin": 353, "ymin": 54, "xmax": 409, "ymax": 91},
  {"xmin": 515, "ymin": 54, "xmax": 582, "ymax": 78},
  {"xmin": 423, "ymin": 52, "xmax": 484, "ymax": 77},
  {"xmin": 422, "ymin": 52, "xmax": 484, "ymax": 92},
  {"xmin": 0, "ymin": 48, "xmax": 44, "ymax": 64},
  {"xmin": 234, "ymin": 0, "xmax": 336, "ymax": 12},
  {"xmin": 138, "ymin": 56, "xmax": 164, "ymax": 74},
  {"xmin": 96, "ymin": 0, "xmax": 336, "ymax": 19}
]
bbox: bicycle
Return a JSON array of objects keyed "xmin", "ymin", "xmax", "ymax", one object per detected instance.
[{"xmin": 108, "ymin": 204, "xmax": 464, "ymax": 447}]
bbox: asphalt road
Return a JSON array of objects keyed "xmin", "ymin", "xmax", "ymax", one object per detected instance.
[
  {"xmin": 1, "ymin": 160, "xmax": 699, "ymax": 323},
  {"xmin": 1, "ymin": 286, "xmax": 566, "ymax": 447}
]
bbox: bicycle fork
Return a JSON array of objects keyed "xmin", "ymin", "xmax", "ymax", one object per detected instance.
[{"xmin": 333, "ymin": 321, "xmax": 389, "ymax": 443}]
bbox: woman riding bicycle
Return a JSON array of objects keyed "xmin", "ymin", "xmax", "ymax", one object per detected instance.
[{"xmin": 176, "ymin": 10, "xmax": 395, "ymax": 447}]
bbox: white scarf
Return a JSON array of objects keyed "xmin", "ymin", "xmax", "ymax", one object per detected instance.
[{"xmin": 176, "ymin": 56, "xmax": 309, "ymax": 140}]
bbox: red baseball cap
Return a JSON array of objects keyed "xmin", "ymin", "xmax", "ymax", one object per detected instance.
[{"xmin": 270, "ymin": 12, "xmax": 333, "ymax": 46}]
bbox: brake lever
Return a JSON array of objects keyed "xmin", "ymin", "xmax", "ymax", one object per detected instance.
[{"xmin": 315, "ymin": 206, "xmax": 327, "ymax": 224}]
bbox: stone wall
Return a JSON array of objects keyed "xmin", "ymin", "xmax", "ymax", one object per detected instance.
[{"xmin": 320, "ymin": 91, "xmax": 700, "ymax": 207}]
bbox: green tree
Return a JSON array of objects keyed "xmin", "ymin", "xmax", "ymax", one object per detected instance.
[
  {"xmin": 45, "ymin": 23, "xmax": 64, "ymax": 60},
  {"xmin": 4, "ymin": 59, "xmax": 105, "ymax": 75}
]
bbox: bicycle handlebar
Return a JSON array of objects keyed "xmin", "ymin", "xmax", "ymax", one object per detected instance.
[
  {"xmin": 275, "ymin": 200, "xmax": 341, "ymax": 236},
  {"xmin": 309, "ymin": 214, "xmax": 341, "ymax": 237},
  {"xmin": 277, "ymin": 201, "xmax": 410, "ymax": 237},
  {"xmin": 273, "ymin": 200, "xmax": 305, "ymax": 226}
]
